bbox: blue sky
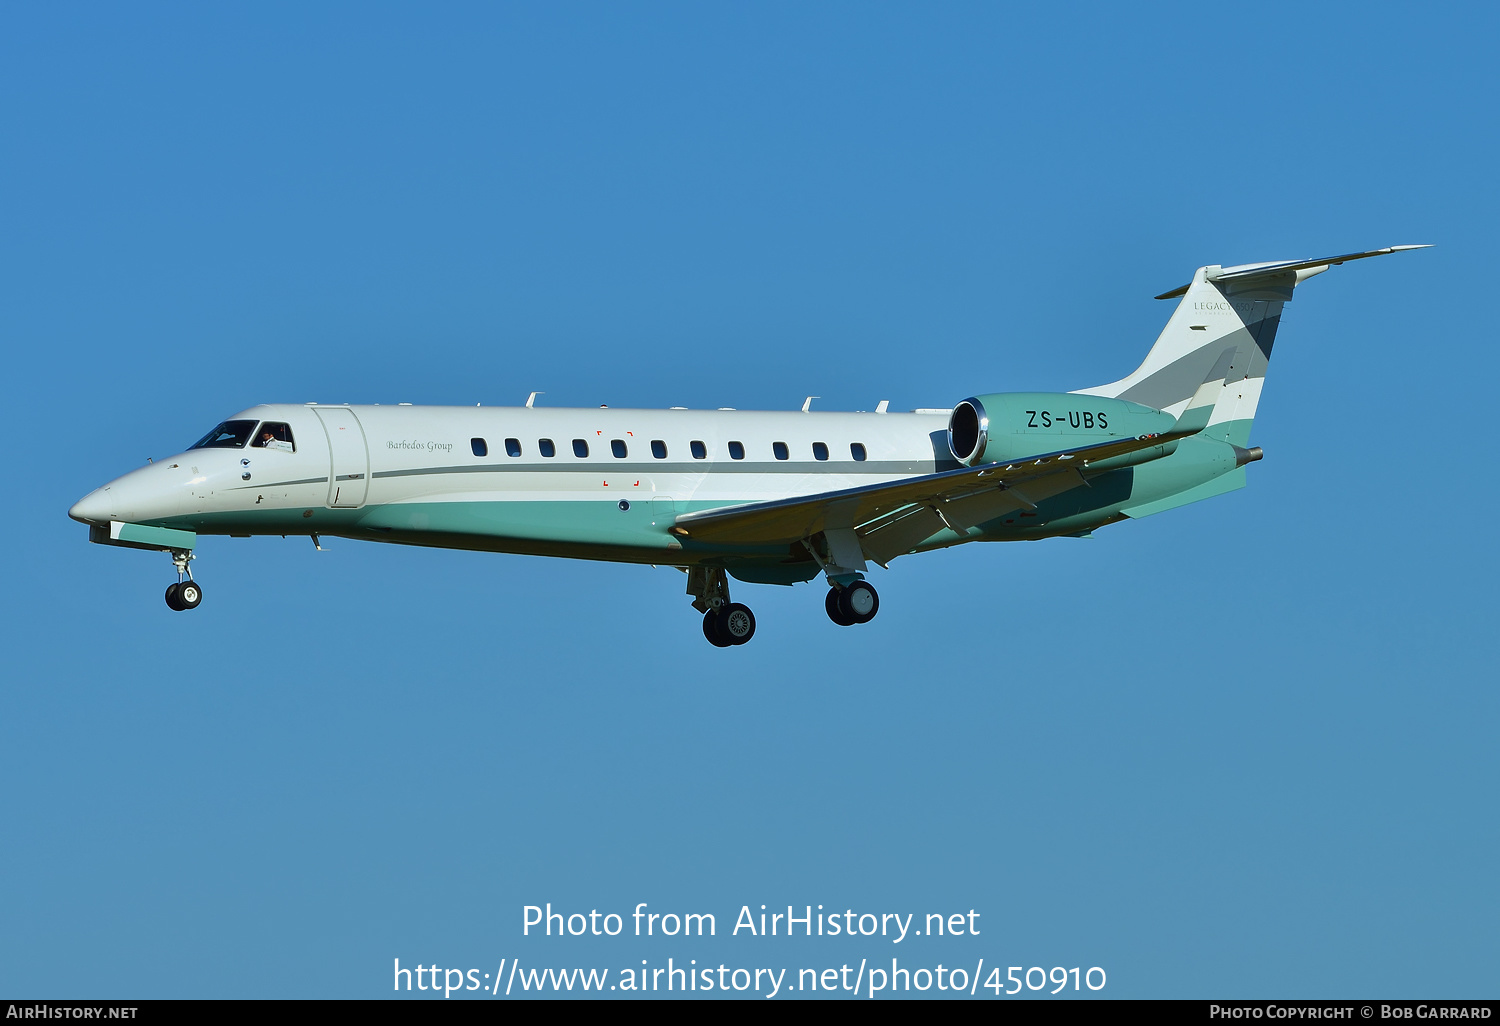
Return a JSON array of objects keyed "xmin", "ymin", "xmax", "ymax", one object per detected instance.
[{"xmin": 2, "ymin": 1, "xmax": 1495, "ymax": 999}]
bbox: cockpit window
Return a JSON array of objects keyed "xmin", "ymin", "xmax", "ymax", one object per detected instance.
[
  {"xmin": 190, "ymin": 420, "xmax": 258, "ymax": 449},
  {"xmin": 251, "ymin": 422, "xmax": 296, "ymax": 452}
]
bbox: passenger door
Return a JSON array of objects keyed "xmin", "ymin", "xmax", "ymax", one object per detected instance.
[{"xmin": 313, "ymin": 407, "xmax": 369, "ymax": 507}]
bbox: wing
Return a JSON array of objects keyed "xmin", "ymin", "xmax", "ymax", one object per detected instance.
[{"xmin": 670, "ymin": 428, "xmax": 1187, "ymax": 559}]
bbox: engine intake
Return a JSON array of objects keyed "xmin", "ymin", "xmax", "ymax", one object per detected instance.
[{"xmin": 948, "ymin": 398, "xmax": 989, "ymax": 465}]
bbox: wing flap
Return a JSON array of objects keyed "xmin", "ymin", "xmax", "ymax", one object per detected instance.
[{"xmin": 671, "ymin": 429, "xmax": 1181, "ymax": 547}]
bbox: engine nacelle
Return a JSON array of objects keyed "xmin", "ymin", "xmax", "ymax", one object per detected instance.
[{"xmin": 948, "ymin": 393, "xmax": 1177, "ymax": 466}]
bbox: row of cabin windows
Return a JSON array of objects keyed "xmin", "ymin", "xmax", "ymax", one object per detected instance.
[{"xmin": 470, "ymin": 437, "xmax": 868, "ymax": 462}]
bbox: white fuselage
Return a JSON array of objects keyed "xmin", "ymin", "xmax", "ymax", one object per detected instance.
[{"xmin": 71, "ymin": 403, "xmax": 963, "ymax": 567}]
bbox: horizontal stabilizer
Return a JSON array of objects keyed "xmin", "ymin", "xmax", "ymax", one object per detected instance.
[{"xmin": 1154, "ymin": 244, "xmax": 1431, "ymax": 300}]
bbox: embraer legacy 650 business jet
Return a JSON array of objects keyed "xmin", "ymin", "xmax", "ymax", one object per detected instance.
[{"xmin": 71, "ymin": 246, "xmax": 1426, "ymax": 646}]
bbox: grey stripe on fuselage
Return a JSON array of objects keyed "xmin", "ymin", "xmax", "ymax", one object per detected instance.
[
  {"xmin": 370, "ymin": 459, "xmax": 946, "ymax": 479},
  {"xmin": 226, "ymin": 476, "xmax": 330, "ymax": 491},
  {"xmin": 224, "ymin": 462, "xmax": 954, "ymax": 493}
]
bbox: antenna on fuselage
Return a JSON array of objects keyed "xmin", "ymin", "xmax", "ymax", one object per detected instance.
[
  {"xmin": 875, "ymin": 400, "xmax": 889, "ymax": 413},
  {"xmin": 526, "ymin": 391, "xmax": 543, "ymax": 408},
  {"xmin": 801, "ymin": 396, "xmax": 820, "ymax": 412}
]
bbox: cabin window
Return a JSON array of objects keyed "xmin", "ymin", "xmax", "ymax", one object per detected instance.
[
  {"xmin": 812, "ymin": 442, "xmax": 829, "ymax": 461},
  {"xmin": 728, "ymin": 441, "xmax": 745, "ymax": 460},
  {"xmin": 850, "ymin": 442, "xmax": 867, "ymax": 462},
  {"xmin": 690, "ymin": 440, "xmax": 707, "ymax": 460},
  {"xmin": 252, "ymin": 422, "xmax": 296, "ymax": 452},
  {"xmin": 573, "ymin": 439, "xmax": 589, "ymax": 458},
  {"xmin": 539, "ymin": 438, "xmax": 556, "ymax": 458},
  {"xmin": 611, "ymin": 439, "xmax": 628, "ymax": 458},
  {"xmin": 505, "ymin": 438, "xmax": 522, "ymax": 457},
  {"xmin": 190, "ymin": 420, "xmax": 257, "ymax": 450},
  {"xmin": 651, "ymin": 440, "xmax": 667, "ymax": 459},
  {"xmin": 471, "ymin": 437, "xmax": 488, "ymax": 457},
  {"xmin": 772, "ymin": 441, "xmax": 789, "ymax": 461}
]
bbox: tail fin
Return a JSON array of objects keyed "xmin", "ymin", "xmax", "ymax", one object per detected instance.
[
  {"xmin": 1074, "ymin": 245, "xmax": 1429, "ymax": 447},
  {"xmin": 1171, "ymin": 347, "xmax": 1238, "ymax": 436}
]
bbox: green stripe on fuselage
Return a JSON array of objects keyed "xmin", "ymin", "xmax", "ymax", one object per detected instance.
[{"xmin": 149, "ymin": 420, "xmax": 1256, "ymax": 570}]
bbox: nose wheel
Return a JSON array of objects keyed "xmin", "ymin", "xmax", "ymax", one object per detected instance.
[
  {"xmin": 826, "ymin": 580, "xmax": 878, "ymax": 626},
  {"xmin": 165, "ymin": 580, "xmax": 203, "ymax": 611},
  {"xmin": 164, "ymin": 549, "xmax": 203, "ymax": 612}
]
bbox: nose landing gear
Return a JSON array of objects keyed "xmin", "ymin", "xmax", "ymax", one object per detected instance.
[
  {"xmin": 165, "ymin": 579, "xmax": 203, "ymax": 610},
  {"xmin": 163, "ymin": 549, "xmax": 203, "ymax": 611}
]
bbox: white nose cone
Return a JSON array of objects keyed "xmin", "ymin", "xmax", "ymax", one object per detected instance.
[
  {"xmin": 69, "ymin": 487, "xmax": 114, "ymax": 525},
  {"xmin": 69, "ymin": 462, "xmax": 190, "ymax": 525}
]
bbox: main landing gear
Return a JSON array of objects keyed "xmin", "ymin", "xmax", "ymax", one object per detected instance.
[
  {"xmin": 703, "ymin": 603, "xmax": 756, "ymax": 647},
  {"xmin": 163, "ymin": 549, "xmax": 204, "ymax": 612},
  {"xmin": 683, "ymin": 566, "xmax": 882, "ymax": 644},
  {"xmin": 687, "ymin": 567, "xmax": 757, "ymax": 647},
  {"xmin": 825, "ymin": 579, "xmax": 879, "ymax": 626}
]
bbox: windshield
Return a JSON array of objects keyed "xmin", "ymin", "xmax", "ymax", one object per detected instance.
[{"xmin": 190, "ymin": 420, "xmax": 258, "ymax": 449}]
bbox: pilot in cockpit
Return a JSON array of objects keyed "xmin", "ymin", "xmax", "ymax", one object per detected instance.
[{"xmin": 253, "ymin": 423, "xmax": 295, "ymax": 453}]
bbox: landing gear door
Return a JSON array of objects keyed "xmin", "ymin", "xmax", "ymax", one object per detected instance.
[{"xmin": 313, "ymin": 407, "xmax": 370, "ymax": 508}]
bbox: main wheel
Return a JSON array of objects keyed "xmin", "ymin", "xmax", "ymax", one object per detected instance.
[
  {"xmin": 177, "ymin": 580, "xmax": 203, "ymax": 609},
  {"xmin": 719, "ymin": 602, "xmax": 756, "ymax": 645},
  {"xmin": 702, "ymin": 610, "xmax": 733, "ymax": 647},
  {"xmin": 825, "ymin": 587, "xmax": 855, "ymax": 626},
  {"xmin": 839, "ymin": 581, "xmax": 879, "ymax": 624},
  {"xmin": 165, "ymin": 582, "xmax": 184, "ymax": 611}
]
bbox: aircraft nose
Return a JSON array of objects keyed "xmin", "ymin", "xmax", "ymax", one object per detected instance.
[
  {"xmin": 69, "ymin": 487, "xmax": 113, "ymax": 525},
  {"xmin": 70, "ymin": 463, "xmax": 190, "ymax": 525}
]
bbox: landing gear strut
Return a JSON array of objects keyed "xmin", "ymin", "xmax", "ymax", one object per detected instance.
[
  {"xmin": 164, "ymin": 549, "xmax": 203, "ymax": 611},
  {"xmin": 800, "ymin": 527, "xmax": 879, "ymax": 628},
  {"xmin": 826, "ymin": 580, "xmax": 878, "ymax": 626},
  {"xmin": 686, "ymin": 566, "xmax": 756, "ymax": 647}
]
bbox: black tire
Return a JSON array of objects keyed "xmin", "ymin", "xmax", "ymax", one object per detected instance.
[
  {"xmin": 177, "ymin": 580, "xmax": 203, "ymax": 609},
  {"xmin": 825, "ymin": 587, "xmax": 854, "ymax": 626},
  {"xmin": 702, "ymin": 610, "xmax": 732, "ymax": 647},
  {"xmin": 165, "ymin": 583, "xmax": 184, "ymax": 611},
  {"xmin": 720, "ymin": 603, "xmax": 756, "ymax": 645},
  {"xmin": 840, "ymin": 581, "xmax": 879, "ymax": 624}
]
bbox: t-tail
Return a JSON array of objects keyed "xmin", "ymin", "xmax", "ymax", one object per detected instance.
[{"xmin": 1074, "ymin": 245, "xmax": 1431, "ymax": 447}]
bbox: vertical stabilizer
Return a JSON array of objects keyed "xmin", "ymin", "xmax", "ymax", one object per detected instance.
[
  {"xmin": 1171, "ymin": 346, "xmax": 1238, "ymax": 436},
  {"xmin": 1074, "ymin": 246, "xmax": 1429, "ymax": 447}
]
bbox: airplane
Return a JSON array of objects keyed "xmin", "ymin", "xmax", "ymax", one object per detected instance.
[{"xmin": 69, "ymin": 245, "xmax": 1428, "ymax": 646}]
